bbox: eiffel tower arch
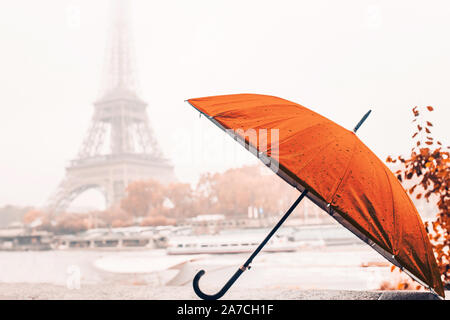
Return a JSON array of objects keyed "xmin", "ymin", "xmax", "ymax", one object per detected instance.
[{"xmin": 46, "ymin": 0, "xmax": 176, "ymax": 213}]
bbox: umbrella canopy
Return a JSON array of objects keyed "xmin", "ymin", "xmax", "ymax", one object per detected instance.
[{"xmin": 187, "ymin": 93, "xmax": 444, "ymax": 297}]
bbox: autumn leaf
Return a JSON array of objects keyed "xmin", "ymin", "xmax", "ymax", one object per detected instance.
[{"xmin": 386, "ymin": 105, "xmax": 449, "ymax": 286}]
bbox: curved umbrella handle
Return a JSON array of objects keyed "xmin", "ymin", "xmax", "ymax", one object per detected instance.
[{"xmin": 193, "ymin": 267, "xmax": 245, "ymax": 300}]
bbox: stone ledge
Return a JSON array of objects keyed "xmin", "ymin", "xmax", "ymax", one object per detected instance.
[{"xmin": 377, "ymin": 291, "xmax": 441, "ymax": 300}]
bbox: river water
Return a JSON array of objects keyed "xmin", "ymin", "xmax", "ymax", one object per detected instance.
[{"xmin": 0, "ymin": 243, "xmax": 391, "ymax": 291}]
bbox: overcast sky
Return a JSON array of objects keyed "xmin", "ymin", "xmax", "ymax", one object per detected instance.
[{"xmin": 0, "ymin": 0, "xmax": 449, "ymax": 208}]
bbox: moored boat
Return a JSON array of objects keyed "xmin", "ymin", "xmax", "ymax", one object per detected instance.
[{"xmin": 167, "ymin": 234, "xmax": 298, "ymax": 255}]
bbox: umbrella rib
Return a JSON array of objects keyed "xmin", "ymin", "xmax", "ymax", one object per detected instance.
[
  {"xmin": 333, "ymin": 146, "xmax": 394, "ymax": 252},
  {"xmin": 329, "ymin": 136, "xmax": 358, "ymax": 204},
  {"xmin": 383, "ymin": 165, "xmax": 397, "ymax": 254},
  {"xmin": 276, "ymin": 120, "xmax": 342, "ymax": 151},
  {"xmin": 290, "ymin": 134, "xmax": 346, "ymax": 185}
]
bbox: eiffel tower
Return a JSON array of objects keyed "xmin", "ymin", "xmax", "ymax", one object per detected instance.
[{"xmin": 46, "ymin": 0, "xmax": 176, "ymax": 213}]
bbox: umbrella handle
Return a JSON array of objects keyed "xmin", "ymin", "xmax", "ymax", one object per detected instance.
[
  {"xmin": 192, "ymin": 189, "xmax": 309, "ymax": 300},
  {"xmin": 193, "ymin": 268, "xmax": 244, "ymax": 300}
]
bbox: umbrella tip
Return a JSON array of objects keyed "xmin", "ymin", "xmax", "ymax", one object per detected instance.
[{"xmin": 353, "ymin": 109, "xmax": 372, "ymax": 133}]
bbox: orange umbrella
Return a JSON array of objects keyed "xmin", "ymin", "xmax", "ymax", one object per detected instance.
[{"xmin": 187, "ymin": 93, "xmax": 444, "ymax": 299}]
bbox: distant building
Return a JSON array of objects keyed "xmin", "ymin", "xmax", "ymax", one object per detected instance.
[
  {"xmin": 0, "ymin": 227, "xmax": 52, "ymax": 251},
  {"xmin": 177, "ymin": 211, "xmax": 335, "ymax": 235}
]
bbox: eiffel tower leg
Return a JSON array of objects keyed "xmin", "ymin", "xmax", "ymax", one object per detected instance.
[{"xmin": 46, "ymin": 175, "xmax": 108, "ymax": 215}]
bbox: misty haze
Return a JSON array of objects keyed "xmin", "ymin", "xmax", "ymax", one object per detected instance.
[{"xmin": 0, "ymin": 0, "xmax": 448, "ymax": 300}]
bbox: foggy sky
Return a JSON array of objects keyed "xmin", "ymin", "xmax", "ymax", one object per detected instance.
[{"xmin": 0, "ymin": 0, "xmax": 449, "ymax": 208}]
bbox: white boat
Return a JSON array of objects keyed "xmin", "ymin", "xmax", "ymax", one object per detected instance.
[{"xmin": 166, "ymin": 234, "xmax": 298, "ymax": 255}]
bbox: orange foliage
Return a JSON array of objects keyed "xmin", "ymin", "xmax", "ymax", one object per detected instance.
[
  {"xmin": 25, "ymin": 165, "xmax": 319, "ymax": 233},
  {"xmin": 119, "ymin": 166, "xmax": 304, "ymax": 226},
  {"xmin": 164, "ymin": 183, "xmax": 195, "ymax": 218},
  {"xmin": 54, "ymin": 212, "xmax": 90, "ymax": 234},
  {"xmin": 379, "ymin": 277, "xmax": 422, "ymax": 291},
  {"xmin": 97, "ymin": 205, "xmax": 132, "ymax": 228},
  {"xmin": 120, "ymin": 180, "xmax": 165, "ymax": 218},
  {"xmin": 111, "ymin": 218, "xmax": 133, "ymax": 228},
  {"xmin": 140, "ymin": 215, "xmax": 176, "ymax": 227},
  {"xmin": 23, "ymin": 209, "xmax": 48, "ymax": 225},
  {"xmin": 120, "ymin": 180, "xmax": 194, "ymax": 225},
  {"xmin": 195, "ymin": 165, "xmax": 298, "ymax": 217},
  {"xmin": 387, "ymin": 106, "xmax": 449, "ymax": 287},
  {"xmin": 382, "ymin": 265, "xmax": 424, "ymax": 291}
]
